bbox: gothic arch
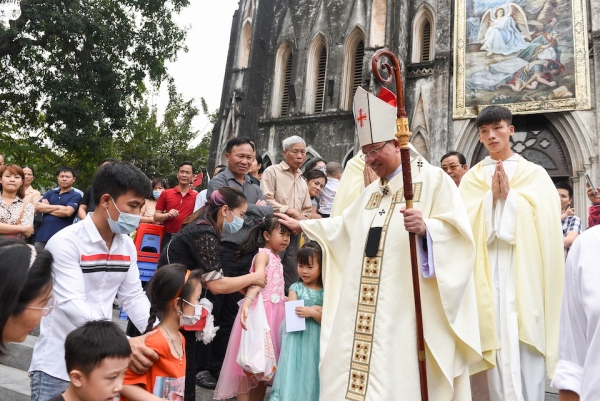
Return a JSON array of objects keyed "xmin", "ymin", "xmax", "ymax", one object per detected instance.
[
  {"xmin": 262, "ymin": 154, "xmax": 273, "ymax": 169},
  {"xmin": 340, "ymin": 26, "xmax": 366, "ymax": 110},
  {"xmin": 454, "ymin": 111, "xmax": 597, "ymax": 226},
  {"xmin": 305, "ymin": 33, "xmax": 328, "ymax": 114},
  {"xmin": 369, "ymin": 0, "xmax": 387, "ymax": 47},
  {"xmin": 411, "ymin": 4, "xmax": 435, "ymax": 63},
  {"xmin": 343, "ymin": 148, "xmax": 355, "ymax": 167},
  {"xmin": 237, "ymin": 20, "xmax": 252, "ymax": 69},
  {"xmin": 271, "ymin": 41, "xmax": 294, "ymax": 118},
  {"xmin": 411, "ymin": 128, "xmax": 429, "ymax": 159}
]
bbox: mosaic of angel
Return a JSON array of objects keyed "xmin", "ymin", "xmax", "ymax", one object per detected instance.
[{"xmin": 477, "ymin": 3, "xmax": 532, "ymax": 56}]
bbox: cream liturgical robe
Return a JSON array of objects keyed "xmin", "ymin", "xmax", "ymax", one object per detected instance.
[
  {"xmin": 300, "ymin": 156, "xmax": 482, "ymax": 401},
  {"xmin": 460, "ymin": 155, "xmax": 564, "ymax": 400}
]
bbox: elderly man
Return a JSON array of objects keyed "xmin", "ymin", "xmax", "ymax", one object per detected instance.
[
  {"xmin": 277, "ymin": 87, "xmax": 481, "ymax": 400},
  {"xmin": 261, "ymin": 135, "xmax": 312, "ymax": 290},
  {"xmin": 441, "ymin": 151, "xmax": 469, "ymax": 186}
]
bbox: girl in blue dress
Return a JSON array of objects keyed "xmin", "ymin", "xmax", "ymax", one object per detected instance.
[{"xmin": 270, "ymin": 241, "xmax": 324, "ymax": 401}]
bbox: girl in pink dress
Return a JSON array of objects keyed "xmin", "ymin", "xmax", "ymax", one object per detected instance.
[{"xmin": 214, "ymin": 215, "xmax": 290, "ymax": 401}]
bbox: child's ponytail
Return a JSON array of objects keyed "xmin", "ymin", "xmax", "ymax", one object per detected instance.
[{"xmin": 236, "ymin": 215, "xmax": 291, "ymax": 259}]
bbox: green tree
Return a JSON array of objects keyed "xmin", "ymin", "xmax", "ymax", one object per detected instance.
[
  {"xmin": 116, "ymin": 82, "xmax": 214, "ymax": 188},
  {"xmin": 0, "ymin": 0, "xmax": 189, "ymax": 175}
]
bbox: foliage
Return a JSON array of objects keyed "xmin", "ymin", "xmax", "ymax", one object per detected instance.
[
  {"xmin": 0, "ymin": 0, "xmax": 189, "ymax": 170},
  {"xmin": 115, "ymin": 81, "xmax": 214, "ymax": 188}
]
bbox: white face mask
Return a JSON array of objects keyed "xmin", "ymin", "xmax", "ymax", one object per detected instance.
[
  {"xmin": 106, "ymin": 198, "xmax": 140, "ymax": 235},
  {"xmin": 178, "ymin": 298, "xmax": 202, "ymax": 326}
]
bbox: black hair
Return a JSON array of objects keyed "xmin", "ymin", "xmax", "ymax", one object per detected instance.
[
  {"xmin": 102, "ymin": 158, "xmax": 117, "ymax": 164},
  {"xmin": 92, "ymin": 161, "xmax": 152, "ymax": 205},
  {"xmin": 55, "ymin": 166, "xmax": 76, "ymax": 178},
  {"xmin": 302, "ymin": 157, "xmax": 327, "ymax": 172},
  {"xmin": 555, "ymin": 182, "xmax": 573, "ymax": 199},
  {"xmin": 303, "ymin": 169, "xmax": 328, "ymax": 190},
  {"xmin": 0, "ymin": 239, "xmax": 53, "ymax": 356},
  {"xmin": 325, "ymin": 161, "xmax": 343, "ymax": 176},
  {"xmin": 144, "ymin": 264, "xmax": 203, "ymax": 334},
  {"xmin": 297, "ymin": 241, "xmax": 323, "ymax": 288},
  {"xmin": 0, "ymin": 164, "xmax": 26, "ymax": 199},
  {"xmin": 183, "ymin": 187, "xmax": 247, "ymax": 238},
  {"xmin": 20, "ymin": 165, "xmax": 35, "ymax": 177},
  {"xmin": 476, "ymin": 105, "xmax": 513, "ymax": 128},
  {"xmin": 178, "ymin": 161, "xmax": 195, "ymax": 173},
  {"xmin": 440, "ymin": 151, "xmax": 467, "ymax": 166},
  {"xmin": 225, "ymin": 137, "xmax": 255, "ymax": 154},
  {"xmin": 255, "ymin": 153, "xmax": 263, "ymax": 166},
  {"xmin": 214, "ymin": 165, "xmax": 227, "ymax": 175},
  {"xmin": 64, "ymin": 320, "xmax": 131, "ymax": 376},
  {"xmin": 151, "ymin": 177, "xmax": 169, "ymax": 190},
  {"xmin": 237, "ymin": 214, "xmax": 291, "ymax": 259}
]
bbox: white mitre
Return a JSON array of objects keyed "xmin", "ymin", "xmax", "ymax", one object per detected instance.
[{"xmin": 352, "ymin": 86, "xmax": 397, "ymax": 147}]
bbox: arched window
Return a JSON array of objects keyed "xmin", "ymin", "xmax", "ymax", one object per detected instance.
[
  {"xmin": 237, "ymin": 20, "xmax": 252, "ymax": 68},
  {"xmin": 369, "ymin": 0, "xmax": 387, "ymax": 47},
  {"xmin": 412, "ymin": 5, "xmax": 435, "ymax": 63},
  {"xmin": 305, "ymin": 34, "xmax": 328, "ymax": 114},
  {"xmin": 245, "ymin": 0, "xmax": 253, "ymax": 19},
  {"xmin": 411, "ymin": 129, "xmax": 429, "ymax": 160},
  {"xmin": 271, "ymin": 42, "xmax": 294, "ymax": 118},
  {"xmin": 341, "ymin": 27, "xmax": 366, "ymax": 110}
]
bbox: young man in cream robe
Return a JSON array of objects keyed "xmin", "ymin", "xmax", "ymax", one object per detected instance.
[
  {"xmin": 277, "ymin": 87, "xmax": 482, "ymax": 401},
  {"xmin": 459, "ymin": 105, "xmax": 564, "ymax": 401},
  {"xmin": 551, "ymin": 225, "xmax": 600, "ymax": 400}
]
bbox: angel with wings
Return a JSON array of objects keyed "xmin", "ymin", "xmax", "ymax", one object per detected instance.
[{"xmin": 477, "ymin": 3, "xmax": 532, "ymax": 56}]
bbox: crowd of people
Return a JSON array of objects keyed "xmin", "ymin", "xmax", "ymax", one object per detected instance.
[{"xmin": 1, "ymin": 92, "xmax": 600, "ymax": 401}]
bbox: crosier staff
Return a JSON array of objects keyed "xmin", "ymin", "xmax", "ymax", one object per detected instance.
[{"xmin": 371, "ymin": 48, "xmax": 429, "ymax": 401}]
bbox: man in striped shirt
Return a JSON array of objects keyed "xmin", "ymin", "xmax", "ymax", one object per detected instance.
[{"xmin": 29, "ymin": 162, "xmax": 158, "ymax": 401}]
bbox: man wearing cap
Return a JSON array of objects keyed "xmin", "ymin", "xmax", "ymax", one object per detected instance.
[{"xmin": 277, "ymin": 87, "xmax": 481, "ymax": 400}]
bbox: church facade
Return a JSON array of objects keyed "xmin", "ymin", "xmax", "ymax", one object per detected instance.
[{"xmin": 209, "ymin": 0, "xmax": 600, "ymax": 226}]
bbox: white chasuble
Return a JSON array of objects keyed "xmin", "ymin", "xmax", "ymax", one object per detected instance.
[
  {"xmin": 460, "ymin": 155, "xmax": 565, "ymax": 401},
  {"xmin": 301, "ymin": 156, "xmax": 481, "ymax": 401},
  {"xmin": 552, "ymin": 226, "xmax": 600, "ymax": 398}
]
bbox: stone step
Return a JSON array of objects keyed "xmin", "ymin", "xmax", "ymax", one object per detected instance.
[
  {"xmin": 0, "ymin": 335, "xmax": 37, "ymax": 371},
  {"xmin": 0, "ymin": 364, "xmax": 30, "ymax": 401}
]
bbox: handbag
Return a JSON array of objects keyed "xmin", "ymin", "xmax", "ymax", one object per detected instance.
[
  {"xmin": 2, "ymin": 202, "xmax": 26, "ymax": 239},
  {"xmin": 236, "ymin": 293, "xmax": 277, "ymax": 381}
]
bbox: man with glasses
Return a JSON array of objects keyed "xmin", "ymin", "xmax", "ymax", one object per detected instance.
[
  {"xmin": 441, "ymin": 151, "xmax": 469, "ymax": 186},
  {"xmin": 261, "ymin": 135, "xmax": 312, "ymax": 291},
  {"xmin": 276, "ymin": 87, "xmax": 481, "ymax": 400}
]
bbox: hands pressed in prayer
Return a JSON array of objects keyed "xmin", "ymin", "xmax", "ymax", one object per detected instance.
[
  {"xmin": 492, "ymin": 160, "xmax": 510, "ymax": 204},
  {"xmin": 400, "ymin": 207, "xmax": 426, "ymax": 236},
  {"xmin": 363, "ymin": 163, "xmax": 379, "ymax": 187},
  {"xmin": 276, "ymin": 212, "xmax": 302, "ymax": 235}
]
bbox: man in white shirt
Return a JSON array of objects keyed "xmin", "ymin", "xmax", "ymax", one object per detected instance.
[
  {"xmin": 317, "ymin": 161, "xmax": 342, "ymax": 217},
  {"xmin": 551, "ymin": 226, "xmax": 600, "ymax": 400},
  {"xmin": 29, "ymin": 162, "xmax": 158, "ymax": 401}
]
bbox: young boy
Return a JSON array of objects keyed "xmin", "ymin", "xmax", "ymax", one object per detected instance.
[
  {"xmin": 48, "ymin": 320, "xmax": 131, "ymax": 401},
  {"xmin": 459, "ymin": 105, "xmax": 564, "ymax": 401}
]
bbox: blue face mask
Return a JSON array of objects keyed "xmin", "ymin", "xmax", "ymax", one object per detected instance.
[
  {"xmin": 106, "ymin": 198, "xmax": 141, "ymax": 235},
  {"xmin": 152, "ymin": 190, "xmax": 162, "ymax": 200},
  {"xmin": 222, "ymin": 210, "xmax": 244, "ymax": 235}
]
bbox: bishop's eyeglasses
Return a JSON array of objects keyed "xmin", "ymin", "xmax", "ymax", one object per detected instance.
[{"xmin": 360, "ymin": 141, "xmax": 391, "ymax": 161}]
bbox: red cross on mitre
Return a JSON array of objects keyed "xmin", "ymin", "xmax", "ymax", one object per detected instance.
[{"xmin": 356, "ymin": 109, "xmax": 368, "ymax": 127}]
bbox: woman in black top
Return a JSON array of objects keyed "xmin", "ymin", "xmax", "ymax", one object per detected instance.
[{"xmin": 158, "ymin": 187, "xmax": 266, "ymax": 401}]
